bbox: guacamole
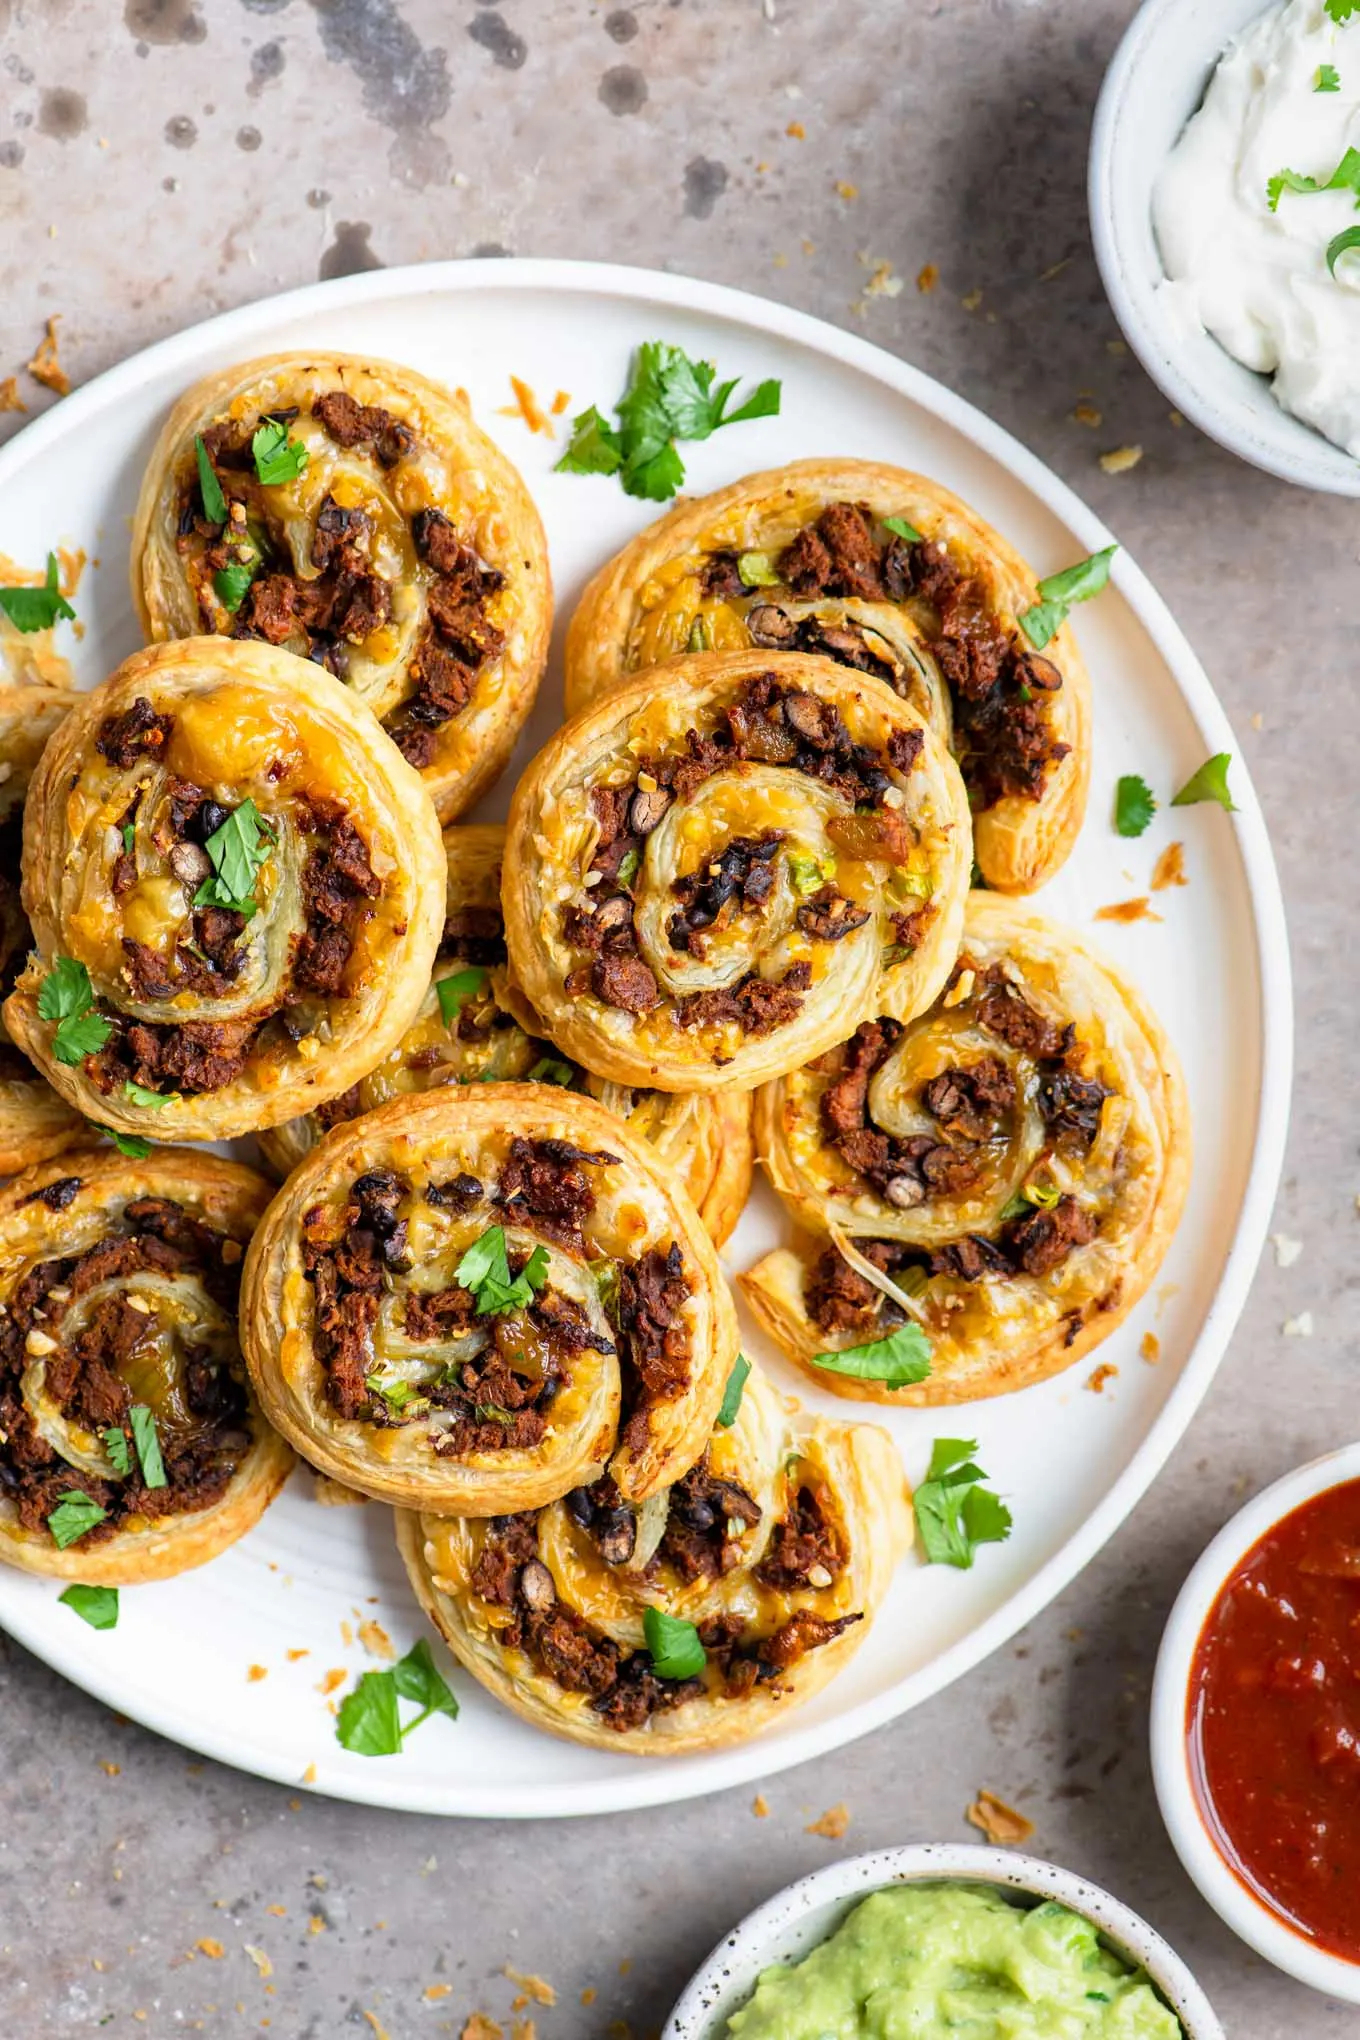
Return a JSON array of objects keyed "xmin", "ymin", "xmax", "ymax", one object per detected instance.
[{"xmin": 726, "ymin": 1883, "xmax": 1185, "ymax": 2039}]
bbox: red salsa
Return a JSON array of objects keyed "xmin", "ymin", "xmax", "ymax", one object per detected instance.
[{"xmin": 1189, "ymin": 1477, "xmax": 1360, "ymax": 1962}]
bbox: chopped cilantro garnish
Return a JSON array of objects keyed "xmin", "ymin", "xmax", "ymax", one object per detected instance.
[
  {"xmin": 787, "ymin": 849, "xmax": 834, "ymax": 895},
  {"xmin": 0, "ymin": 552, "xmax": 76, "ymax": 634},
  {"xmin": 193, "ymin": 798, "xmax": 273, "ymax": 916},
  {"xmin": 96, "ymin": 1124, "xmax": 152, "ymax": 1158},
  {"xmin": 213, "ymin": 558, "xmax": 258, "ymax": 614},
  {"xmin": 455, "ymin": 1225, "xmax": 550, "ymax": 1316},
  {"xmin": 814, "ymin": 1320, "xmax": 932, "ymax": 1388},
  {"xmin": 1171, "ymin": 753, "xmax": 1237, "ymax": 813},
  {"xmin": 194, "ymin": 434, "xmax": 227, "ymax": 523},
  {"xmin": 124, "ymin": 1081, "xmax": 173, "ymax": 1109},
  {"xmin": 47, "ymin": 1491, "xmax": 108, "ymax": 1550},
  {"xmin": 912, "ymin": 1438, "xmax": 1013, "ymax": 1568},
  {"xmin": 715, "ymin": 1352, "xmax": 751, "ymax": 1429},
  {"xmin": 1327, "ymin": 224, "xmax": 1360, "ymax": 275},
  {"xmin": 251, "ymin": 417, "xmax": 309, "ymax": 487},
  {"xmin": 1018, "ymin": 545, "xmax": 1117, "ymax": 651},
  {"xmin": 103, "ymin": 1426, "xmax": 132, "ymax": 1476},
  {"xmin": 1326, "ymin": 0, "xmax": 1357, "ymax": 20},
  {"xmin": 129, "ymin": 1405, "xmax": 167, "ymax": 1489},
  {"xmin": 120, "ymin": 822, "xmax": 136, "ymax": 855},
  {"xmin": 1317, "ymin": 62, "xmax": 1342, "ymax": 91},
  {"xmin": 436, "ymin": 965, "xmax": 488, "ymax": 1028},
  {"xmin": 882, "ymin": 514, "xmax": 923, "ymax": 542},
  {"xmin": 527, "ymin": 1056, "xmax": 575, "ymax": 1086},
  {"xmin": 1267, "ymin": 144, "xmax": 1360, "ymax": 212},
  {"xmin": 642, "ymin": 1605, "xmax": 707, "ymax": 1680},
  {"xmin": 366, "ymin": 1374, "xmax": 427, "ymax": 1415},
  {"xmin": 59, "ymin": 1584, "xmax": 119, "ymax": 1630},
  {"xmin": 1114, "ymin": 773, "xmax": 1156, "ymax": 838},
  {"xmin": 556, "ymin": 340, "xmax": 781, "ymax": 501},
  {"xmin": 335, "ymin": 1637, "xmax": 458, "ymax": 1756},
  {"xmin": 38, "ymin": 957, "xmax": 112, "ymax": 1066},
  {"xmin": 615, "ymin": 847, "xmax": 642, "ymax": 891}
]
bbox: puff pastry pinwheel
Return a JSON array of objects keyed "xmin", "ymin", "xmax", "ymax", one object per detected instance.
[
  {"xmin": 503, "ymin": 648, "xmax": 971, "ymax": 1093},
  {"xmin": 239, "ymin": 1084, "xmax": 740, "ymax": 1514},
  {"xmin": 0, "ymin": 686, "xmax": 84, "ymax": 1174},
  {"xmin": 742, "ymin": 894, "xmax": 1189, "ymax": 1404},
  {"xmin": 131, "ymin": 352, "xmax": 551, "ymax": 820},
  {"xmin": 565, "ymin": 459, "xmax": 1092, "ymax": 893},
  {"xmin": 3, "ymin": 639, "xmax": 446, "ymax": 1145},
  {"xmin": 395, "ymin": 1360, "xmax": 910, "ymax": 1753},
  {"xmin": 258, "ymin": 823, "xmax": 753, "ymax": 1248},
  {"xmin": 0, "ymin": 1148, "xmax": 292, "ymax": 1583}
]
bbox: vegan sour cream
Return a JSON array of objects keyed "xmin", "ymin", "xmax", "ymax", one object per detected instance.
[{"xmin": 1155, "ymin": 0, "xmax": 1360, "ymax": 457}]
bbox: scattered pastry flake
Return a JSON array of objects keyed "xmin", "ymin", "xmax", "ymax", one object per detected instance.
[
  {"xmin": 513, "ymin": 2023, "xmax": 537, "ymax": 2040},
  {"xmin": 247, "ymin": 1664, "xmax": 268, "ymax": 1683},
  {"xmin": 1140, "ymin": 1331, "xmax": 1161, "ymax": 1365},
  {"xmin": 1106, "ymin": 339, "xmax": 1128, "ymax": 355},
  {"xmin": 551, "ymin": 389, "xmax": 571, "ymax": 416},
  {"xmin": 461, "ymin": 2019, "xmax": 503, "ymax": 2040},
  {"xmin": 1099, "ymin": 444, "xmax": 1142, "ymax": 474},
  {"xmin": 1156, "ymin": 1282, "xmax": 1180, "ymax": 1316},
  {"xmin": 499, "ymin": 376, "xmax": 553, "ymax": 437},
  {"xmin": 1086, "ymin": 1362, "xmax": 1118, "ymax": 1394},
  {"xmin": 423, "ymin": 1984, "xmax": 452, "ymax": 2001},
  {"xmin": 312, "ymin": 1472, "xmax": 366, "ymax": 1506},
  {"xmin": 301, "ymin": 1762, "xmax": 318, "ymax": 1784},
  {"xmin": 1283, "ymin": 1312, "xmax": 1314, "ymax": 1337},
  {"xmin": 805, "ymin": 1802, "xmax": 850, "ymax": 1839},
  {"xmin": 266, "ymin": 1905, "xmax": 287, "ymax": 1918},
  {"xmin": 1271, "ymin": 1233, "xmax": 1303, "ymax": 1269},
  {"xmin": 835, "ymin": 180, "xmax": 858, "ymax": 201},
  {"xmin": 1094, "ymin": 897, "xmax": 1162, "ymax": 924},
  {"xmin": 1039, "ymin": 256, "xmax": 1072, "ymax": 282},
  {"xmin": 100, "ymin": 1760, "xmax": 121, "ymax": 1776},
  {"xmin": 786, "ymin": 120, "xmax": 805, "ymax": 139},
  {"xmin": 357, "ymin": 1619, "xmax": 395, "ymax": 1661},
  {"xmin": 0, "ymin": 377, "xmax": 25, "ymax": 413},
  {"xmin": 317, "ymin": 1668, "xmax": 347, "ymax": 1696},
  {"xmin": 27, "ymin": 316, "xmax": 71, "ymax": 396},
  {"xmin": 961, "ymin": 287, "xmax": 983, "ymax": 312},
  {"xmin": 1250, "ymin": 711, "xmax": 1264, "ymax": 731},
  {"xmin": 195, "ymin": 1939, "xmax": 225, "ymax": 1960},
  {"xmin": 966, "ymin": 1790, "xmax": 1034, "ymax": 1845},
  {"xmin": 362, "ymin": 2016, "xmax": 391, "ymax": 2040},
  {"xmin": 916, "ymin": 261, "xmax": 939, "ymax": 293},
  {"xmin": 286, "ymin": 1648, "xmax": 309, "ymax": 1662},
  {"xmin": 1169, "ymin": 409, "xmax": 1184, "ymax": 428},
  {"xmin": 340, "ymin": 1620, "xmax": 354, "ymax": 1646},
  {"xmin": 244, "ymin": 1945, "xmax": 272, "ymax": 1979},
  {"xmin": 861, "ymin": 256, "xmax": 903, "ymax": 299},
  {"xmin": 752, "ymin": 1793, "xmax": 770, "ymax": 1817},
  {"xmin": 1071, "ymin": 400, "xmax": 1102, "ymax": 428},
  {"xmin": 1150, "ymin": 843, "xmax": 1187, "ymax": 891},
  {"xmin": 308, "ymin": 1914, "xmax": 327, "ymax": 1936},
  {"xmin": 581, "ymin": 1986, "xmax": 598, "ymax": 2006},
  {"xmin": 505, "ymin": 1968, "xmax": 556, "ymax": 2007}
]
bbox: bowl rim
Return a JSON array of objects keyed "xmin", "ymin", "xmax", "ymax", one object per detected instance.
[
  {"xmin": 1151, "ymin": 1440, "xmax": 1360, "ymax": 2001},
  {"xmin": 1088, "ymin": 0, "xmax": 1360, "ymax": 497},
  {"xmin": 662, "ymin": 1841, "xmax": 1225, "ymax": 2038}
]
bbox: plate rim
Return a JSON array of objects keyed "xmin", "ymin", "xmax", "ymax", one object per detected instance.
[{"xmin": 0, "ymin": 255, "xmax": 1293, "ymax": 1817}]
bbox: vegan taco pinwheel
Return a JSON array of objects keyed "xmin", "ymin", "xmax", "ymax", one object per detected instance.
[
  {"xmin": 3, "ymin": 639, "xmax": 446, "ymax": 1144},
  {"xmin": 503, "ymin": 648, "xmax": 971, "ymax": 1094},
  {"xmin": 565, "ymin": 459, "xmax": 1094, "ymax": 893},
  {"xmin": 0, "ymin": 686, "xmax": 85, "ymax": 1175},
  {"xmin": 742, "ymin": 894, "xmax": 1189, "ymax": 1404},
  {"xmin": 0, "ymin": 1148, "xmax": 293, "ymax": 1584},
  {"xmin": 131, "ymin": 352, "xmax": 551, "ymax": 820},
  {"xmin": 395, "ymin": 1359, "xmax": 910, "ymax": 1754},
  {"xmin": 258, "ymin": 823, "xmax": 753, "ymax": 1248},
  {"xmin": 239, "ymin": 1085, "xmax": 740, "ymax": 1514}
]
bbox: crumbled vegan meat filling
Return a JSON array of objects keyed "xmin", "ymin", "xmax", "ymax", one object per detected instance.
[
  {"xmin": 0, "ymin": 1198, "xmax": 251, "ymax": 1545},
  {"xmin": 96, "ymin": 697, "xmax": 174, "ymax": 770},
  {"xmin": 496, "ymin": 1135, "xmax": 619, "ymax": 1254},
  {"xmin": 754, "ymin": 1480, "xmax": 846, "ymax": 1592},
  {"xmin": 659, "ymin": 1457, "xmax": 762, "ymax": 1583},
  {"xmin": 616, "ymin": 1241, "xmax": 694, "ymax": 1444}
]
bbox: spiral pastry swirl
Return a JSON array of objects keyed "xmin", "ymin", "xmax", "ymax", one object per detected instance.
[
  {"xmin": 132, "ymin": 352, "xmax": 552, "ymax": 820},
  {"xmin": 742, "ymin": 894, "xmax": 1190, "ymax": 1403},
  {"xmin": 503, "ymin": 648, "xmax": 971, "ymax": 1093},
  {"xmin": 565, "ymin": 459, "xmax": 1092, "ymax": 893},
  {"xmin": 240, "ymin": 1086, "xmax": 739, "ymax": 1514},
  {"xmin": 396, "ymin": 1362, "xmax": 910, "ymax": 1754},
  {"xmin": 4, "ymin": 639, "xmax": 446, "ymax": 1143},
  {"xmin": 258, "ymin": 824, "xmax": 753, "ymax": 1247},
  {"xmin": 0, "ymin": 1149, "xmax": 292, "ymax": 1583}
]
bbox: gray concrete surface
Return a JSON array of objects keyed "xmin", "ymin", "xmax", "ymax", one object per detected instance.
[{"xmin": 0, "ymin": 1, "xmax": 1354, "ymax": 2033}]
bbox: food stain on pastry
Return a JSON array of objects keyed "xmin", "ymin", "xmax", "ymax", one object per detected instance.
[
  {"xmin": 318, "ymin": 219, "xmax": 386, "ymax": 280},
  {"xmin": 467, "ymin": 10, "xmax": 528, "ymax": 71},
  {"xmin": 307, "ymin": 0, "xmax": 451, "ymax": 187},
  {"xmin": 965, "ymin": 1788, "xmax": 1034, "ymax": 1844},
  {"xmin": 599, "ymin": 64, "xmax": 648, "ymax": 116},
  {"xmin": 1150, "ymin": 841, "xmax": 1187, "ymax": 891},
  {"xmin": 683, "ymin": 157, "xmax": 729, "ymax": 221},
  {"xmin": 37, "ymin": 89, "xmax": 88, "ymax": 142}
]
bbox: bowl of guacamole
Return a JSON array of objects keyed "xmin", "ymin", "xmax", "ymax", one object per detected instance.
[{"xmin": 663, "ymin": 1846, "xmax": 1223, "ymax": 2040}]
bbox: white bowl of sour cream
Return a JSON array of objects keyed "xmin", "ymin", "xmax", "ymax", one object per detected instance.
[
  {"xmin": 1091, "ymin": 0, "xmax": 1360, "ymax": 491},
  {"xmin": 663, "ymin": 1845, "xmax": 1224, "ymax": 2040}
]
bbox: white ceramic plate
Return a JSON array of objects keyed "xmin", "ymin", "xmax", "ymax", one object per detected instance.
[{"xmin": 0, "ymin": 259, "xmax": 1290, "ymax": 1817}]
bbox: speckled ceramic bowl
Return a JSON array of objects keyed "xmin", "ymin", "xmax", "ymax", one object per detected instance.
[
  {"xmin": 662, "ymin": 1843, "xmax": 1224, "ymax": 2038},
  {"xmin": 1090, "ymin": 0, "xmax": 1360, "ymax": 494}
]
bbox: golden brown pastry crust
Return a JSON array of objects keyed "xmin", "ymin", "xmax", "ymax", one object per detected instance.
[
  {"xmin": 395, "ymin": 1363, "xmax": 911, "ymax": 1754},
  {"xmin": 4, "ymin": 639, "xmax": 446, "ymax": 1143},
  {"xmin": 564, "ymin": 458, "xmax": 1091, "ymax": 893},
  {"xmin": 0, "ymin": 686, "xmax": 85, "ymax": 1175},
  {"xmin": 0, "ymin": 1147, "xmax": 293, "ymax": 1583},
  {"xmin": 742, "ymin": 893, "xmax": 1190, "ymax": 1404},
  {"xmin": 131, "ymin": 352, "xmax": 552, "ymax": 821},
  {"xmin": 240, "ymin": 1084, "xmax": 740, "ymax": 1514},
  {"xmin": 503, "ymin": 648, "xmax": 972, "ymax": 1093},
  {"xmin": 258, "ymin": 824, "xmax": 754, "ymax": 1247}
]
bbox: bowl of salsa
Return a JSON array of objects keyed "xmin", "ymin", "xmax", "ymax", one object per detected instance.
[{"xmin": 1153, "ymin": 1443, "xmax": 1360, "ymax": 2001}]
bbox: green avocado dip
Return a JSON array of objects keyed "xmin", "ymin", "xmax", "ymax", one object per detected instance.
[{"xmin": 725, "ymin": 1883, "xmax": 1185, "ymax": 2039}]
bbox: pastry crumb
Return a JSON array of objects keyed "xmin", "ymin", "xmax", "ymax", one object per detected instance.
[
  {"xmin": 805, "ymin": 1802, "xmax": 851, "ymax": 1839},
  {"xmin": 0, "ymin": 376, "xmax": 25, "ymax": 413},
  {"xmin": 505, "ymin": 1968, "xmax": 555, "ymax": 2007},
  {"xmin": 1150, "ymin": 842, "xmax": 1187, "ymax": 891},
  {"xmin": 512, "ymin": 2023, "xmax": 537, "ymax": 2040},
  {"xmin": 99, "ymin": 1760, "xmax": 120, "ymax": 1777},
  {"xmin": 786, "ymin": 120, "xmax": 805, "ymax": 139},
  {"xmin": 362, "ymin": 2016, "xmax": 391, "ymax": 2040},
  {"xmin": 1271, "ymin": 1233, "xmax": 1303, "ymax": 1269},
  {"xmin": 551, "ymin": 389, "xmax": 571, "ymax": 415},
  {"xmin": 317, "ymin": 1668, "xmax": 346, "ymax": 1696},
  {"xmin": 460, "ymin": 2018, "xmax": 503, "ymax": 2040},
  {"xmin": 195, "ymin": 1939, "xmax": 225, "ymax": 1960},
  {"xmin": 966, "ymin": 1790, "xmax": 1034, "ymax": 1844},
  {"xmin": 1250, "ymin": 711, "xmax": 1265, "ymax": 731},
  {"xmin": 247, "ymin": 1664, "xmax": 268, "ymax": 1683},
  {"xmin": 862, "ymin": 257, "xmax": 903, "ymax": 299},
  {"xmin": 835, "ymin": 180, "xmax": 858, "ymax": 201},
  {"xmin": 961, "ymin": 287, "xmax": 983, "ymax": 311},
  {"xmin": 1283, "ymin": 1312, "xmax": 1314, "ymax": 1337},
  {"xmin": 301, "ymin": 1762, "xmax": 317, "ymax": 1784},
  {"xmin": 1139, "ymin": 1331, "xmax": 1160, "ymax": 1364},
  {"xmin": 752, "ymin": 1793, "xmax": 770, "ymax": 1817},
  {"xmin": 581, "ymin": 1986, "xmax": 598, "ymax": 2006},
  {"xmin": 1070, "ymin": 400, "xmax": 1102, "ymax": 428},
  {"xmin": 916, "ymin": 262, "xmax": 939, "ymax": 293},
  {"xmin": 244, "ymin": 1945, "xmax": 272, "ymax": 1979},
  {"xmin": 357, "ymin": 1619, "xmax": 394, "ymax": 1661},
  {"xmin": 1086, "ymin": 1362, "xmax": 1118, "ymax": 1394},
  {"xmin": 1094, "ymin": 896, "xmax": 1162, "ymax": 924},
  {"xmin": 423, "ymin": 1984, "xmax": 452, "ymax": 2001},
  {"xmin": 27, "ymin": 316, "xmax": 71, "ymax": 396},
  {"xmin": 1099, "ymin": 444, "xmax": 1142, "ymax": 474}
]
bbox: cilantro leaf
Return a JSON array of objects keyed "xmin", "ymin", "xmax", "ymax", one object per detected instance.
[
  {"xmin": 555, "ymin": 405, "xmax": 624, "ymax": 476},
  {"xmin": 1326, "ymin": 0, "xmax": 1357, "ymax": 19},
  {"xmin": 0, "ymin": 552, "xmax": 76, "ymax": 634},
  {"xmin": 95, "ymin": 1125, "xmax": 152, "ymax": 1158},
  {"xmin": 103, "ymin": 1426, "xmax": 131, "ymax": 1476},
  {"xmin": 527, "ymin": 1056, "xmax": 575, "ymax": 1086},
  {"xmin": 366, "ymin": 1373, "xmax": 427, "ymax": 1416},
  {"xmin": 454, "ymin": 1225, "xmax": 550, "ymax": 1316},
  {"xmin": 124, "ymin": 1081, "xmax": 173, "ymax": 1109},
  {"xmin": 193, "ymin": 798, "xmax": 272, "ymax": 915},
  {"xmin": 213, "ymin": 560, "xmax": 257, "ymax": 615},
  {"xmin": 912, "ymin": 1437, "xmax": 1012, "ymax": 1568},
  {"xmin": 47, "ymin": 1491, "xmax": 108, "ymax": 1550},
  {"xmin": 391, "ymin": 1638, "xmax": 458, "ymax": 1722},
  {"xmin": 1171, "ymin": 753, "xmax": 1237, "ymax": 813},
  {"xmin": 1267, "ymin": 144, "xmax": 1360, "ymax": 211},
  {"xmin": 615, "ymin": 847, "xmax": 641, "ymax": 891},
  {"xmin": 38, "ymin": 957, "xmax": 112, "ymax": 1066},
  {"xmin": 121, "ymin": 822, "xmax": 136, "ymax": 855},
  {"xmin": 436, "ymin": 966, "xmax": 488, "ymax": 1028},
  {"xmin": 814, "ymin": 1320, "xmax": 932, "ymax": 1388},
  {"xmin": 59, "ymin": 1584, "xmax": 119, "ymax": 1630},
  {"xmin": 1114, "ymin": 773, "xmax": 1157, "ymax": 838},
  {"xmin": 623, "ymin": 439, "xmax": 686, "ymax": 503},
  {"xmin": 882, "ymin": 515, "xmax": 923, "ymax": 543},
  {"xmin": 643, "ymin": 1605, "xmax": 707, "ymax": 1680},
  {"xmin": 252, "ymin": 418, "xmax": 309, "ymax": 487},
  {"xmin": 194, "ymin": 435, "xmax": 227, "ymax": 523},
  {"xmin": 1018, "ymin": 545, "xmax": 1118, "ymax": 650},
  {"xmin": 715, "ymin": 1352, "xmax": 751, "ymax": 1429},
  {"xmin": 1317, "ymin": 62, "xmax": 1342, "ymax": 91},
  {"xmin": 336, "ymin": 1668, "xmax": 403, "ymax": 1756},
  {"xmin": 1327, "ymin": 224, "xmax": 1360, "ymax": 274},
  {"xmin": 129, "ymin": 1405, "xmax": 167, "ymax": 1489}
]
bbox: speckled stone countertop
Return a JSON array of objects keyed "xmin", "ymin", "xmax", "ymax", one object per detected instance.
[{"xmin": 0, "ymin": 2, "xmax": 1352, "ymax": 2035}]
